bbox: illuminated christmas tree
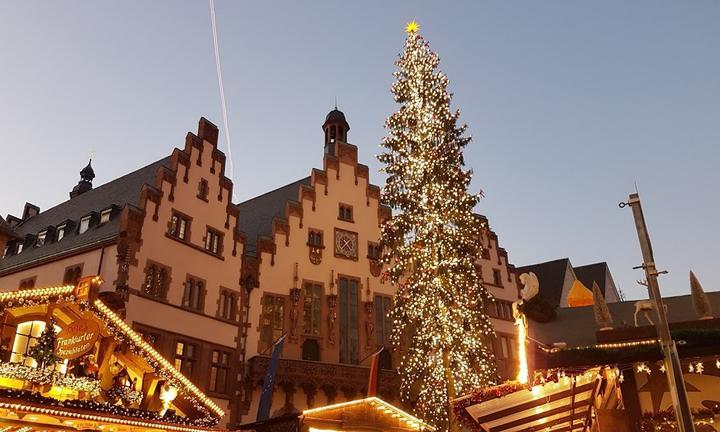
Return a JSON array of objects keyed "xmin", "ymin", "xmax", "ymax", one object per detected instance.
[
  {"xmin": 378, "ymin": 21, "xmax": 497, "ymax": 431},
  {"xmin": 28, "ymin": 319, "xmax": 60, "ymax": 369}
]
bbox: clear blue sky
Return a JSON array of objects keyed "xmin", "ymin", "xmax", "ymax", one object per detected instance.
[{"xmin": 1, "ymin": 1, "xmax": 718, "ymax": 300}]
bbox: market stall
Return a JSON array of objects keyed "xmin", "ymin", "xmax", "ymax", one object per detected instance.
[{"xmin": 0, "ymin": 277, "xmax": 224, "ymax": 431}]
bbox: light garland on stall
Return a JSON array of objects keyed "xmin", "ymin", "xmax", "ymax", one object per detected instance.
[
  {"xmin": 92, "ymin": 300, "xmax": 224, "ymax": 418},
  {"xmin": 0, "ymin": 400, "xmax": 217, "ymax": 432},
  {"xmin": 303, "ymin": 397, "xmax": 435, "ymax": 431},
  {"xmin": 0, "ymin": 362, "xmax": 101, "ymax": 396}
]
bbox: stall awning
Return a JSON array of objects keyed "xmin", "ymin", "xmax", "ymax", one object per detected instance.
[{"xmin": 456, "ymin": 369, "xmax": 600, "ymax": 432}]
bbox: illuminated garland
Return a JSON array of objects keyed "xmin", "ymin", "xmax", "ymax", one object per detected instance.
[
  {"xmin": 640, "ymin": 407, "xmax": 718, "ymax": 432},
  {"xmin": 92, "ymin": 301, "xmax": 219, "ymax": 423},
  {"xmin": 0, "ymin": 388, "xmax": 216, "ymax": 428},
  {"xmin": 106, "ymin": 385, "xmax": 144, "ymax": 406},
  {"xmin": 378, "ymin": 22, "xmax": 496, "ymax": 430},
  {"xmin": 0, "ymin": 362, "xmax": 101, "ymax": 396}
]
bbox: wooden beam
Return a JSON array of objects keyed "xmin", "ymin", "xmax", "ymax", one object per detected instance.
[
  {"xmin": 489, "ymin": 399, "xmax": 591, "ymax": 432},
  {"xmin": 477, "ymin": 382, "xmax": 596, "ymax": 424}
]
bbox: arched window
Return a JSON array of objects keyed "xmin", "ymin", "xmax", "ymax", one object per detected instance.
[
  {"xmin": 302, "ymin": 339, "xmax": 320, "ymax": 361},
  {"xmin": 11, "ymin": 320, "xmax": 66, "ymax": 372}
]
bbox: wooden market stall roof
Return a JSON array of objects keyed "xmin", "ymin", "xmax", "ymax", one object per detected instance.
[
  {"xmin": 453, "ymin": 369, "xmax": 601, "ymax": 432},
  {"xmin": 301, "ymin": 397, "xmax": 435, "ymax": 431}
]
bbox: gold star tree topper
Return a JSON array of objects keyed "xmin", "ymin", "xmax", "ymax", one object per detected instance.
[{"xmin": 405, "ymin": 20, "xmax": 420, "ymax": 34}]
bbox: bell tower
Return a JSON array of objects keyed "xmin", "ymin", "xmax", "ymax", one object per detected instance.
[{"xmin": 322, "ymin": 108, "xmax": 350, "ymax": 156}]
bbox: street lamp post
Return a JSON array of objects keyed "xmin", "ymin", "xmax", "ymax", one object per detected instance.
[{"xmin": 622, "ymin": 192, "xmax": 695, "ymax": 432}]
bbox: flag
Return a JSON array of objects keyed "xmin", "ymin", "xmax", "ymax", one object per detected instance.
[
  {"xmin": 257, "ymin": 334, "xmax": 286, "ymax": 421},
  {"xmin": 367, "ymin": 346, "xmax": 384, "ymax": 397}
]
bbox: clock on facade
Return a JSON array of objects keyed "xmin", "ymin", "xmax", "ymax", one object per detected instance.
[{"xmin": 334, "ymin": 229, "xmax": 358, "ymax": 259}]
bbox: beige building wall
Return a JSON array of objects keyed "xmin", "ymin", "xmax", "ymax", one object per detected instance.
[
  {"xmin": 0, "ymin": 247, "xmax": 115, "ymax": 291},
  {"xmin": 122, "ymin": 119, "xmax": 244, "ymax": 425},
  {"xmin": 242, "ymin": 141, "xmax": 394, "ymax": 421}
]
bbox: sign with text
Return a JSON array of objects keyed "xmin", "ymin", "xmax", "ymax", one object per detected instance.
[{"xmin": 55, "ymin": 319, "xmax": 100, "ymax": 360}]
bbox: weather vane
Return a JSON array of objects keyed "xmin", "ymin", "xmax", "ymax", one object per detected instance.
[{"xmin": 405, "ymin": 20, "xmax": 420, "ymax": 34}]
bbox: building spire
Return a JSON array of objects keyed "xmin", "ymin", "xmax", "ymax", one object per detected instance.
[{"xmin": 70, "ymin": 159, "xmax": 96, "ymax": 198}]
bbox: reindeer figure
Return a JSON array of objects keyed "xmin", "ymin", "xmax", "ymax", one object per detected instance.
[{"xmin": 634, "ymin": 280, "xmax": 667, "ymax": 326}]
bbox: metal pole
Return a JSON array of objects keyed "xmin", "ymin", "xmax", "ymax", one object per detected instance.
[{"xmin": 623, "ymin": 193, "xmax": 695, "ymax": 432}]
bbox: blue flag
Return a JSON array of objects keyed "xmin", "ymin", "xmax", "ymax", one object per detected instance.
[{"xmin": 256, "ymin": 334, "xmax": 286, "ymax": 421}]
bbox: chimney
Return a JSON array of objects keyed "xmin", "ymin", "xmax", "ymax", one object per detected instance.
[{"xmin": 22, "ymin": 203, "xmax": 40, "ymax": 220}]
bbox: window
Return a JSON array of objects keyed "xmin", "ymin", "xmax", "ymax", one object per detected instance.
[
  {"xmin": 11, "ymin": 321, "xmax": 65, "ymax": 370},
  {"xmin": 2, "ymin": 246, "xmax": 8, "ymax": 258},
  {"xmin": 303, "ymin": 282, "xmax": 322, "ymax": 336},
  {"xmin": 56, "ymin": 225, "xmax": 66, "ymax": 241},
  {"xmin": 374, "ymin": 295, "xmax": 393, "ymax": 347},
  {"xmin": 16, "ymin": 243, "xmax": 24, "ymax": 254},
  {"xmin": 169, "ymin": 213, "xmax": 190, "ymax": 240},
  {"xmin": 100, "ymin": 209, "xmax": 111, "ymax": 224},
  {"xmin": 493, "ymin": 269, "xmax": 503, "ymax": 287},
  {"xmin": 143, "ymin": 262, "xmax": 168, "ymax": 299},
  {"xmin": 368, "ymin": 243, "xmax": 382, "ymax": 260},
  {"xmin": 182, "ymin": 277, "xmax": 205, "ymax": 311},
  {"xmin": 204, "ymin": 228, "xmax": 222, "ymax": 255},
  {"xmin": 338, "ymin": 204, "xmax": 353, "ymax": 222},
  {"xmin": 302, "ymin": 339, "xmax": 320, "ymax": 361},
  {"xmin": 492, "ymin": 300, "xmax": 513, "ymax": 321},
  {"xmin": 79, "ymin": 216, "xmax": 91, "ymax": 234},
  {"xmin": 63, "ymin": 265, "xmax": 82, "ymax": 285},
  {"xmin": 36, "ymin": 231, "xmax": 47, "ymax": 247},
  {"xmin": 308, "ymin": 230, "xmax": 323, "ymax": 247},
  {"xmin": 198, "ymin": 179, "xmax": 209, "ymax": 200},
  {"xmin": 209, "ymin": 349, "xmax": 231, "ymax": 394},
  {"xmin": 18, "ymin": 277, "xmax": 36, "ymax": 290},
  {"xmin": 218, "ymin": 290, "xmax": 238, "ymax": 321},
  {"xmin": 379, "ymin": 349, "xmax": 392, "ymax": 370},
  {"xmin": 260, "ymin": 295, "xmax": 285, "ymax": 344},
  {"xmin": 339, "ymin": 277, "xmax": 359, "ymax": 364},
  {"xmin": 174, "ymin": 341, "xmax": 196, "ymax": 377}
]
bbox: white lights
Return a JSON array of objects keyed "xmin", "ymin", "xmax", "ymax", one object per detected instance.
[{"xmin": 0, "ymin": 401, "xmax": 214, "ymax": 432}]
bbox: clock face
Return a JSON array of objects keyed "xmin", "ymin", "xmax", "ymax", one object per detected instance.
[{"xmin": 334, "ymin": 229, "xmax": 358, "ymax": 259}]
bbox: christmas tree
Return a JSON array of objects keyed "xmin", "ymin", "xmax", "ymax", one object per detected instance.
[
  {"xmin": 378, "ymin": 21, "xmax": 496, "ymax": 431},
  {"xmin": 28, "ymin": 319, "xmax": 60, "ymax": 369}
]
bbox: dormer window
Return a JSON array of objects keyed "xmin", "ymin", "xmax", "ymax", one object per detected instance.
[
  {"xmin": 16, "ymin": 243, "xmax": 24, "ymax": 254},
  {"xmin": 100, "ymin": 208, "xmax": 111, "ymax": 224},
  {"xmin": 36, "ymin": 231, "xmax": 47, "ymax": 247},
  {"xmin": 57, "ymin": 225, "xmax": 66, "ymax": 241},
  {"xmin": 79, "ymin": 216, "xmax": 91, "ymax": 234},
  {"xmin": 338, "ymin": 204, "xmax": 353, "ymax": 222},
  {"xmin": 2, "ymin": 246, "xmax": 8, "ymax": 258}
]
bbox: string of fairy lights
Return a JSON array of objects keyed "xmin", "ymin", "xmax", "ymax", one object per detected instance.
[{"xmin": 378, "ymin": 21, "xmax": 496, "ymax": 429}]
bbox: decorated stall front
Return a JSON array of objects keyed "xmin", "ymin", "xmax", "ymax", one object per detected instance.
[
  {"xmin": 0, "ymin": 277, "xmax": 224, "ymax": 431},
  {"xmin": 452, "ymin": 272, "xmax": 720, "ymax": 432}
]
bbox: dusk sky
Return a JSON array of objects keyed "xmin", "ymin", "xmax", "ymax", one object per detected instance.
[{"xmin": 1, "ymin": 1, "xmax": 718, "ymax": 300}]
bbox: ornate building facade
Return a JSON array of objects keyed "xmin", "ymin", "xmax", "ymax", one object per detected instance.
[
  {"xmin": 0, "ymin": 110, "xmax": 523, "ymax": 426},
  {"xmin": 0, "ymin": 118, "xmax": 245, "ymax": 427}
]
